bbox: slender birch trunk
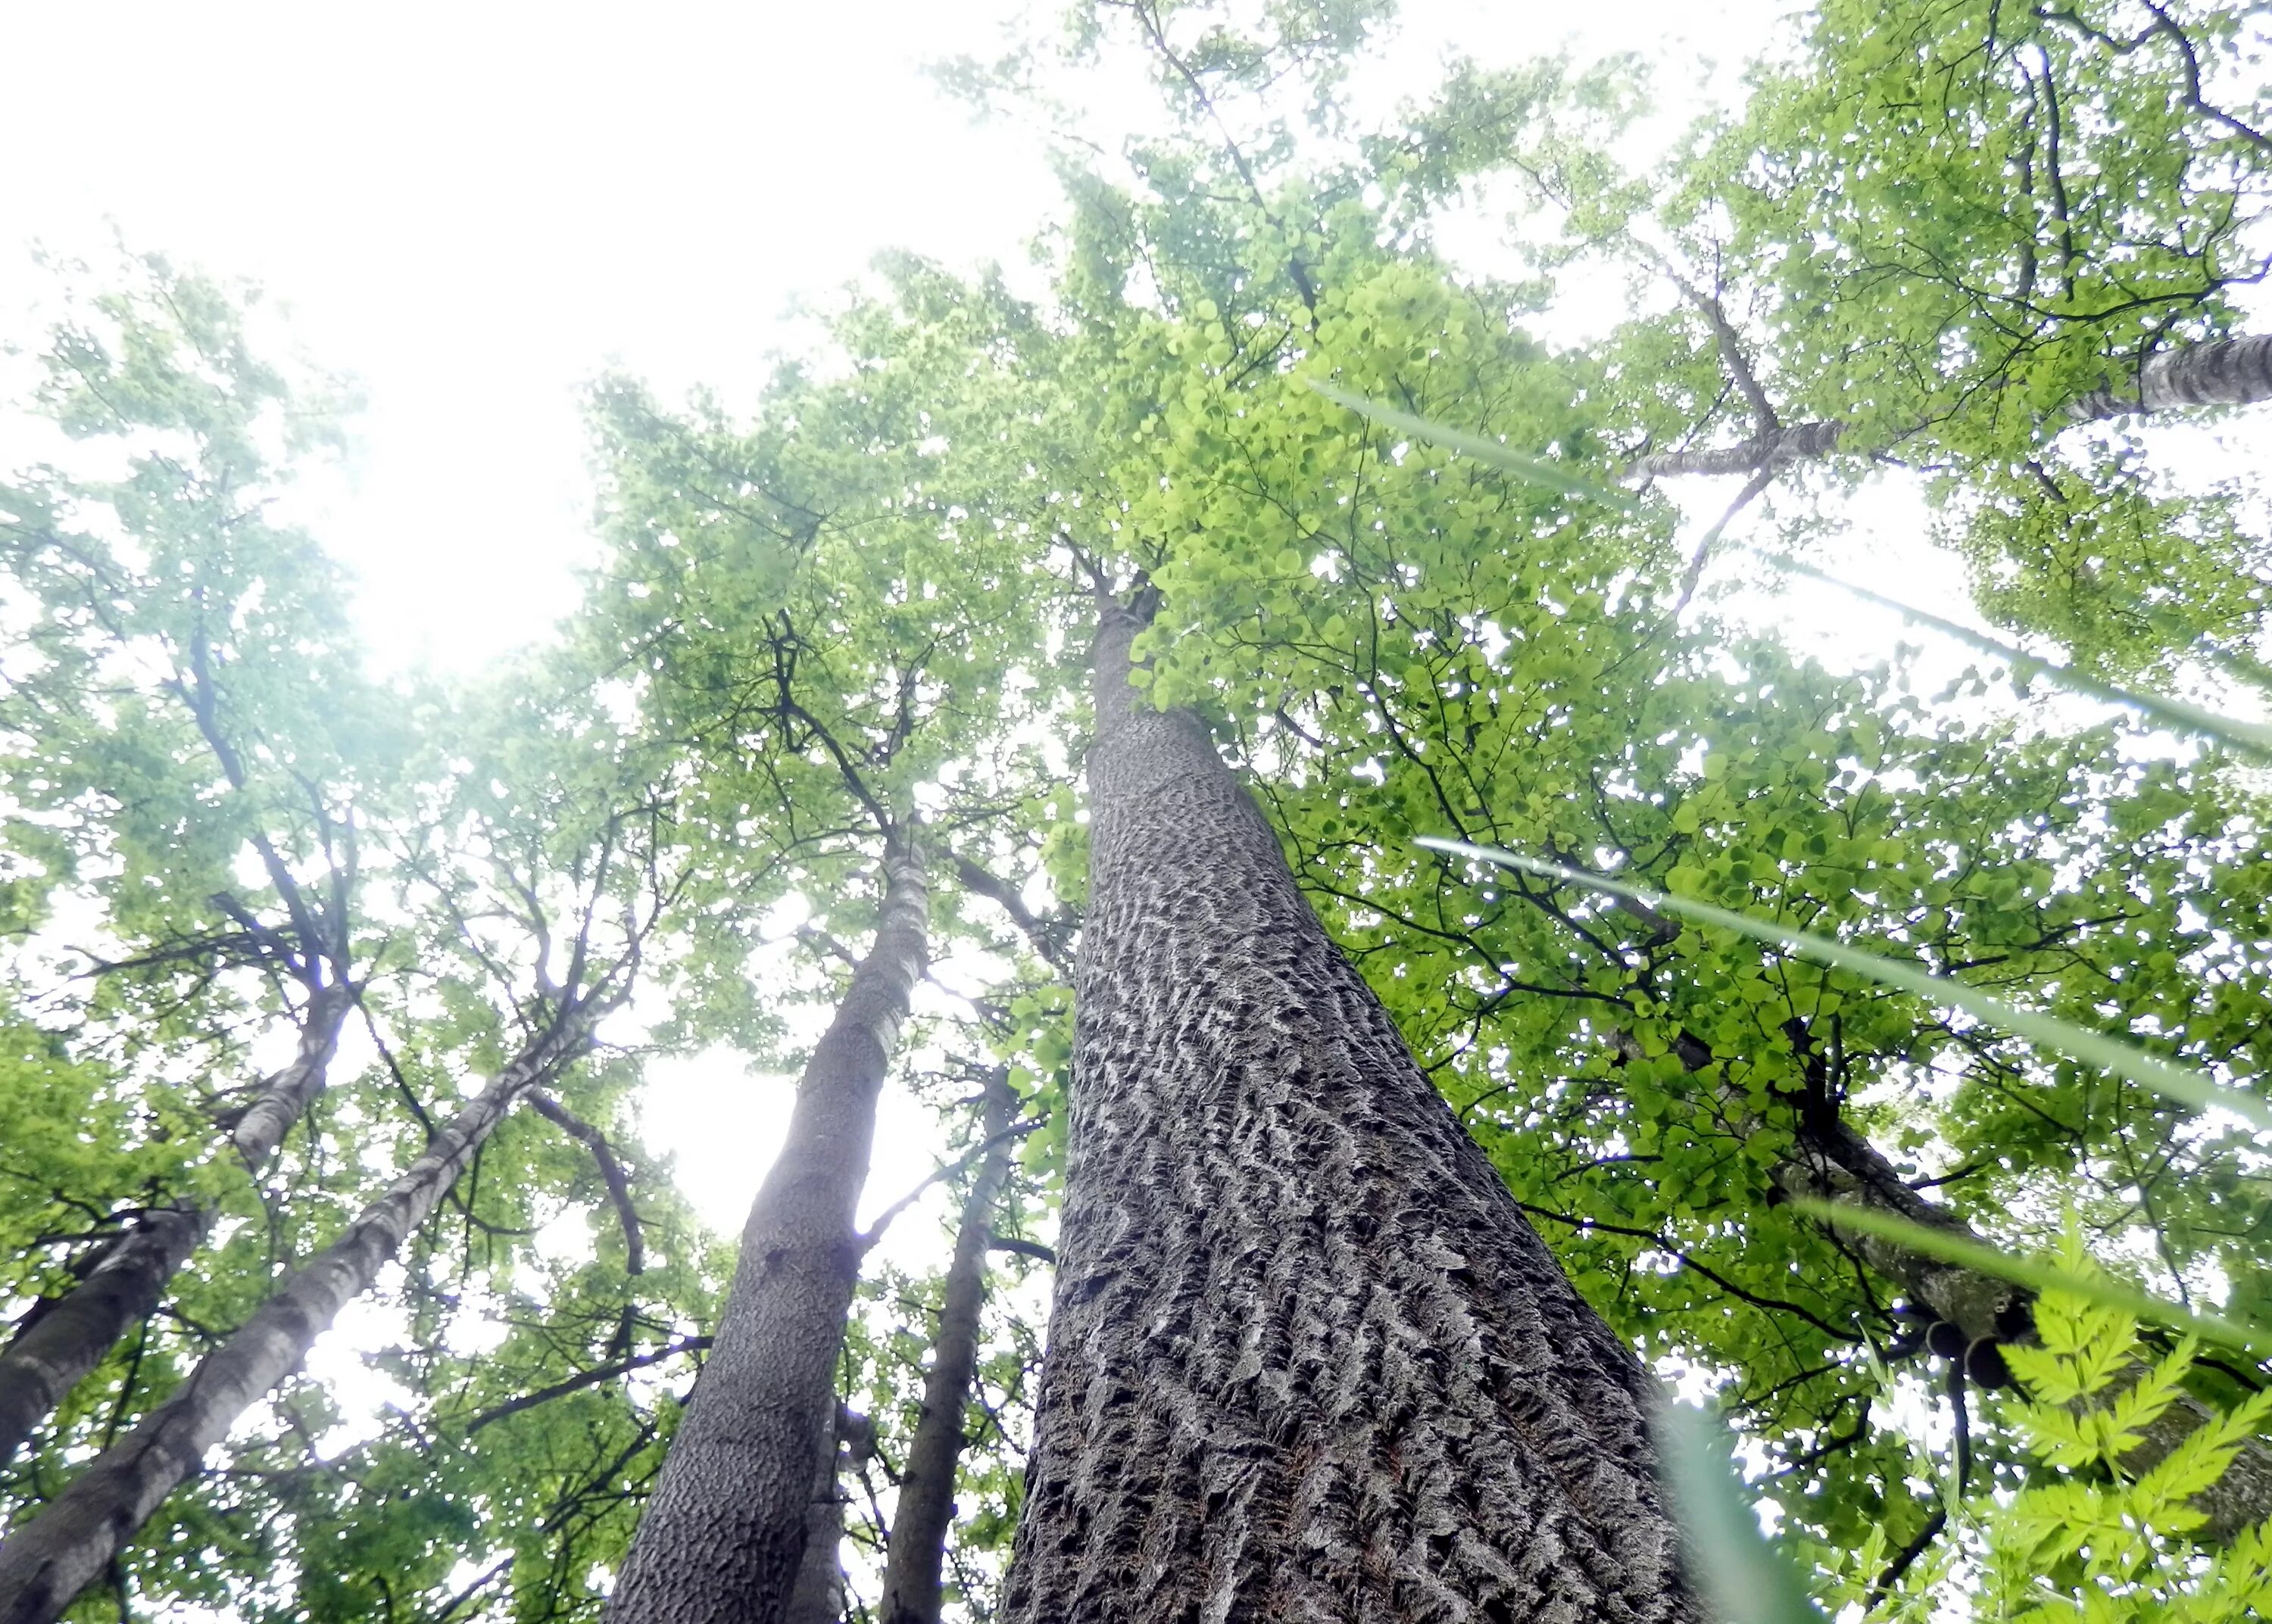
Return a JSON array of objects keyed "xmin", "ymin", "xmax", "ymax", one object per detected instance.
[
  {"xmin": 0, "ymin": 981, "xmax": 353, "ymax": 1468},
  {"xmin": 2068, "ymin": 334, "xmax": 2272, "ymax": 422},
  {"xmin": 1000, "ymin": 597, "xmax": 1699, "ymax": 1624},
  {"xmin": 878, "ymin": 1074, "xmax": 1016, "ymax": 1624},
  {"xmin": 1631, "ymin": 333, "xmax": 2272, "ymax": 476},
  {"xmin": 607, "ymin": 836, "xmax": 928, "ymax": 1624},
  {"xmin": 0, "ymin": 1006, "xmax": 591, "ymax": 1624}
]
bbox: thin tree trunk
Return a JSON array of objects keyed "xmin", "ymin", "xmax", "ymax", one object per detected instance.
[
  {"xmin": 781, "ymin": 1410, "xmax": 850, "ymax": 1624},
  {"xmin": 1768, "ymin": 1115, "xmax": 2033, "ymax": 1373},
  {"xmin": 1632, "ymin": 333, "xmax": 2272, "ymax": 476},
  {"xmin": 607, "ymin": 835, "xmax": 928, "ymax": 1624},
  {"xmin": 878, "ymin": 1072, "xmax": 1017, "ymax": 1624},
  {"xmin": 0, "ymin": 981, "xmax": 353, "ymax": 1468},
  {"xmin": 0, "ymin": 1006, "xmax": 591, "ymax": 1624},
  {"xmin": 1633, "ymin": 419, "xmax": 1847, "ymax": 477},
  {"xmin": 1000, "ymin": 596, "xmax": 1699, "ymax": 1624}
]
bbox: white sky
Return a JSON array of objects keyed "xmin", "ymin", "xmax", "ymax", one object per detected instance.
[
  {"xmin": 1, "ymin": 0, "xmax": 1061, "ymax": 672},
  {"xmin": 0, "ymin": 0, "xmax": 1787, "ymax": 668}
]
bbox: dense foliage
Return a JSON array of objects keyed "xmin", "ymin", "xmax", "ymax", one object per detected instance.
[{"xmin": 3, "ymin": 0, "xmax": 2271, "ymax": 1618}]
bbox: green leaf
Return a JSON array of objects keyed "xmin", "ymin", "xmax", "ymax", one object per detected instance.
[
  {"xmin": 1780, "ymin": 1199, "xmax": 2272, "ymax": 1357},
  {"xmin": 1759, "ymin": 550, "xmax": 2272, "ymax": 760},
  {"xmin": 1418, "ymin": 838, "xmax": 2272, "ymax": 1134},
  {"xmin": 1306, "ymin": 381, "xmax": 1646, "ymax": 513}
]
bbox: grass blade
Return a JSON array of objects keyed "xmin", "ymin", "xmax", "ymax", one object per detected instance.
[
  {"xmin": 1307, "ymin": 382, "xmax": 1645, "ymax": 514},
  {"xmin": 1416, "ymin": 837, "xmax": 2272, "ymax": 1134},
  {"xmin": 1784, "ymin": 1198, "xmax": 2272, "ymax": 1357},
  {"xmin": 1656, "ymin": 1402, "xmax": 1830, "ymax": 1624},
  {"xmin": 1757, "ymin": 550, "xmax": 2272, "ymax": 760},
  {"xmin": 2211, "ymin": 644, "xmax": 2272, "ymax": 697}
]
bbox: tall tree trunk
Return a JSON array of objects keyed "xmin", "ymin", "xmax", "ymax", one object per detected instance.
[
  {"xmin": 1631, "ymin": 333, "xmax": 2272, "ymax": 476},
  {"xmin": 1000, "ymin": 597, "xmax": 1699, "ymax": 1624},
  {"xmin": 878, "ymin": 1072, "xmax": 1017, "ymax": 1624},
  {"xmin": 0, "ymin": 1006, "xmax": 591, "ymax": 1624},
  {"xmin": 607, "ymin": 835, "xmax": 928, "ymax": 1624},
  {"xmin": 0, "ymin": 981, "xmax": 353, "ymax": 1468}
]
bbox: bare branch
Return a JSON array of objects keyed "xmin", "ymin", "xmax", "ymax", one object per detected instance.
[
  {"xmin": 987, "ymin": 1233, "xmax": 1057, "ymax": 1266},
  {"xmin": 950, "ymin": 852, "xmax": 1075, "ymax": 972},
  {"xmin": 466, "ymin": 1336, "xmax": 712, "ymax": 1432},
  {"xmin": 857, "ymin": 1117, "xmax": 1047, "ymax": 1254}
]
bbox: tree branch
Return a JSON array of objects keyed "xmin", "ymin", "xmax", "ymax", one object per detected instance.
[
  {"xmin": 525, "ymin": 1090, "xmax": 644, "ymax": 1276},
  {"xmin": 467, "ymin": 1337, "xmax": 713, "ymax": 1433},
  {"xmin": 857, "ymin": 1118, "xmax": 1047, "ymax": 1254},
  {"xmin": 987, "ymin": 1233, "xmax": 1057, "ymax": 1265},
  {"xmin": 951, "ymin": 852, "xmax": 1075, "ymax": 972}
]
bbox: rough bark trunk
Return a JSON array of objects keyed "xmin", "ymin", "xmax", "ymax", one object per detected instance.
[
  {"xmin": 607, "ymin": 836, "xmax": 928, "ymax": 1624},
  {"xmin": 0, "ymin": 981, "xmax": 352, "ymax": 1469},
  {"xmin": 1000, "ymin": 598, "xmax": 1699, "ymax": 1624},
  {"xmin": 878, "ymin": 1074, "xmax": 1017, "ymax": 1624},
  {"xmin": 1631, "ymin": 333, "xmax": 2272, "ymax": 477},
  {"xmin": 0, "ymin": 1005, "xmax": 590, "ymax": 1624}
]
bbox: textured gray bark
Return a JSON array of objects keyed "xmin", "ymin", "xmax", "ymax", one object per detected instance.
[
  {"xmin": 0, "ymin": 982, "xmax": 351, "ymax": 1469},
  {"xmin": 1000, "ymin": 599, "xmax": 1700, "ymax": 1624},
  {"xmin": 1634, "ymin": 333, "xmax": 2272, "ymax": 476},
  {"xmin": 1632, "ymin": 419, "xmax": 1847, "ymax": 478},
  {"xmin": 2068, "ymin": 334, "xmax": 2272, "ymax": 422},
  {"xmin": 607, "ymin": 837, "xmax": 928, "ymax": 1624},
  {"xmin": 878, "ymin": 1074, "xmax": 1016, "ymax": 1624},
  {"xmin": 0, "ymin": 1006, "xmax": 590, "ymax": 1624}
]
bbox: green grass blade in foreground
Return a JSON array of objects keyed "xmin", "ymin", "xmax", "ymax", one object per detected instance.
[
  {"xmin": 2212, "ymin": 644, "xmax": 2272, "ymax": 697},
  {"xmin": 1758, "ymin": 550, "xmax": 2272, "ymax": 760},
  {"xmin": 1307, "ymin": 382, "xmax": 1644, "ymax": 514},
  {"xmin": 1417, "ymin": 838, "xmax": 2272, "ymax": 1135},
  {"xmin": 1656, "ymin": 1403, "xmax": 1829, "ymax": 1624},
  {"xmin": 1786, "ymin": 1198, "xmax": 2272, "ymax": 1357}
]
